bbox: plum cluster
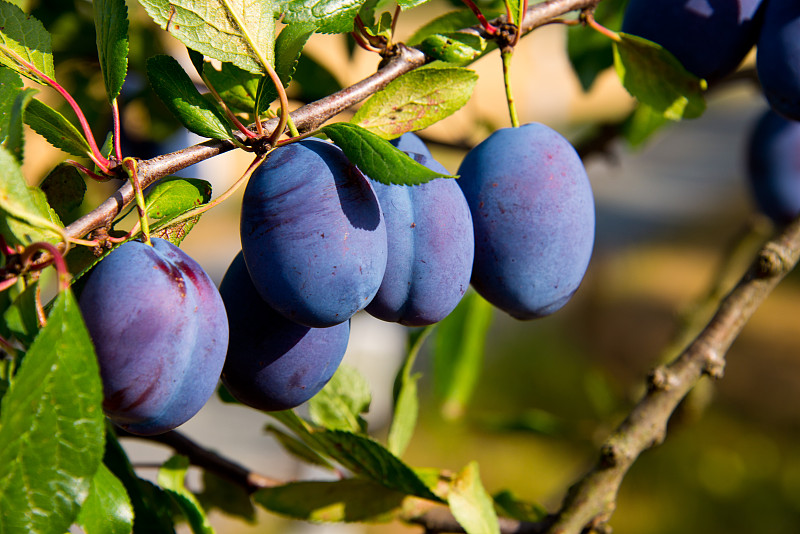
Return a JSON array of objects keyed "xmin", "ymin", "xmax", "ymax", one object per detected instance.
[
  {"xmin": 622, "ymin": 0, "xmax": 800, "ymax": 223},
  {"xmin": 224, "ymin": 127, "xmax": 595, "ymax": 411},
  {"xmin": 79, "ymin": 125, "xmax": 595, "ymax": 431}
]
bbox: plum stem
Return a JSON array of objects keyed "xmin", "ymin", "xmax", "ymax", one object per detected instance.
[
  {"xmin": 124, "ymin": 158, "xmax": 151, "ymax": 246},
  {"xmin": 502, "ymin": 50, "xmax": 520, "ymax": 128}
]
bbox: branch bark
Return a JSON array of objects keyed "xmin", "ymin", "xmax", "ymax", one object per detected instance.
[{"xmin": 62, "ymin": 0, "xmax": 601, "ymax": 244}]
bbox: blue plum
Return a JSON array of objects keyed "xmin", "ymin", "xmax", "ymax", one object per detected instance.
[
  {"xmin": 622, "ymin": 0, "xmax": 764, "ymax": 82},
  {"xmin": 390, "ymin": 132, "xmax": 432, "ymax": 158},
  {"xmin": 457, "ymin": 123, "xmax": 594, "ymax": 319},
  {"xmin": 78, "ymin": 238, "xmax": 228, "ymax": 435},
  {"xmin": 756, "ymin": 2, "xmax": 800, "ymax": 120},
  {"xmin": 240, "ymin": 139, "xmax": 387, "ymax": 328},
  {"xmin": 746, "ymin": 109, "xmax": 800, "ymax": 223},
  {"xmin": 219, "ymin": 252, "xmax": 349, "ymax": 411},
  {"xmin": 366, "ymin": 152, "xmax": 474, "ymax": 325}
]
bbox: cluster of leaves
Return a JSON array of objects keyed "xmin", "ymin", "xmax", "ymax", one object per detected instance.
[{"xmin": 0, "ymin": 0, "xmax": 721, "ymax": 532}]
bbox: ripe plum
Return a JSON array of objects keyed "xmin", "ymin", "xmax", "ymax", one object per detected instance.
[
  {"xmin": 219, "ymin": 252, "xmax": 349, "ymax": 411},
  {"xmin": 240, "ymin": 139, "xmax": 387, "ymax": 328},
  {"xmin": 78, "ymin": 238, "xmax": 228, "ymax": 435},
  {"xmin": 456, "ymin": 123, "xmax": 594, "ymax": 319},
  {"xmin": 366, "ymin": 152, "xmax": 474, "ymax": 325},
  {"xmin": 622, "ymin": 0, "xmax": 764, "ymax": 82}
]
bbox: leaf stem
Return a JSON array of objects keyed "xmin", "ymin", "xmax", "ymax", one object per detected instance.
[
  {"xmin": 111, "ymin": 98, "xmax": 123, "ymax": 162},
  {"xmin": 123, "ymin": 158, "xmax": 151, "ymax": 246},
  {"xmin": 200, "ymin": 71, "xmax": 259, "ymax": 140},
  {"xmin": 501, "ymin": 50, "xmax": 520, "ymax": 128},
  {"xmin": 462, "ymin": 0, "xmax": 500, "ymax": 35},
  {"xmin": 218, "ymin": 0, "xmax": 289, "ymax": 145},
  {"xmin": 21, "ymin": 242, "xmax": 70, "ymax": 293},
  {"xmin": 584, "ymin": 8, "xmax": 621, "ymax": 42},
  {"xmin": 67, "ymin": 159, "xmax": 113, "ymax": 182},
  {"xmin": 0, "ymin": 45, "xmax": 113, "ymax": 171}
]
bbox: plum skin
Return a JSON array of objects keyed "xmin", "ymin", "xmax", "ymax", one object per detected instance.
[
  {"xmin": 622, "ymin": 0, "xmax": 764, "ymax": 82},
  {"xmin": 747, "ymin": 109, "xmax": 800, "ymax": 223},
  {"xmin": 456, "ymin": 123, "xmax": 595, "ymax": 319},
  {"xmin": 366, "ymin": 152, "xmax": 474, "ymax": 326},
  {"xmin": 240, "ymin": 138, "xmax": 387, "ymax": 328},
  {"xmin": 390, "ymin": 132, "xmax": 431, "ymax": 158},
  {"xmin": 219, "ymin": 252, "xmax": 349, "ymax": 411},
  {"xmin": 756, "ymin": 2, "xmax": 800, "ymax": 120},
  {"xmin": 78, "ymin": 238, "xmax": 228, "ymax": 436}
]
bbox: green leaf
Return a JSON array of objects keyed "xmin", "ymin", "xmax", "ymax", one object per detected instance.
[
  {"xmin": 566, "ymin": 0, "xmax": 625, "ymax": 91},
  {"xmin": 4, "ymin": 86, "xmax": 35, "ymax": 162},
  {"xmin": 0, "ymin": 65, "xmax": 23, "ymax": 140},
  {"xmin": 0, "ymin": 145, "xmax": 62, "ymax": 245},
  {"xmin": 2, "ymin": 282, "xmax": 38, "ymax": 346},
  {"xmin": 387, "ymin": 326, "xmax": 433, "ymax": 457},
  {"xmin": 281, "ymin": 0, "xmax": 367, "ymax": 34},
  {"xmin": 202, "ymin": 60, "xmax": 260, "ymax": 114},
  {"xmin": 25, "ymin": 98, "xmax": 92, "ymax": 158},
  {"xmin": 0, "ymin": 289, "xmax": 105, "ymax": 534},
  {"xmin": 396, "ymin": 0, "xmax": 432, "ymax": 10},
  {"xmin": 447, "ymin": 462, "xmax": 500, "ymax": 534},
  {"xmin": 313, "ymin": 430, "xmax": 442, "ymax": 501},
  {"xmin": 147, "ymin": 55, "xmax": 233, "ymax": 140},
  {"xmin": 94, "ymin": 0, "xmax": 129, "ymax": 102},
  {"xmin": 268, "ymin": 411, "xmax": 441, "ymax": 501},
  {"xmin": 139, "ymin": 0, "xmax": 277, "ymax": 74},
  {"xmin": 145, "ymin": 177, "xmax": 212, "ymax": 221},
  {"xmin": 353, "ymin": 66, "xmax": 477, "ymax": 137},
  {"xmin": 322, "ymin": 122, "xmax": 453, "ymax": 185},
  {"xmin": 40, "ymin": 163, "xmax": 87, "ymax": 225},
  {"xmin": 104, "ymin": 432, "xmax": 176, "ymax": 534},
  {"xmin": 613, "ymin": 32, "xmax": 707, "ymax": 120},
  {"xmin": 492, "ymin": 490, "xmax": 546, "ymax": 522},
  {"xmin": 265, "ymin": 424, "xmax": 335, "ymax": 469},
  {"xmin": 622, "ymin": 103, "xmax": 670, "ymax": 147},
  {"xmin": 407, "ymin": 9, "xmax": 501, "ymax": 46},
  {"xmin": 433, "ymin": 291, "xmax": 493, "ymax": 420},
  {"xmin": 253, "ymin": 479, "xmax": 405, "ymax": 522},
  {"xmin": 255, "ymin": 21, "xmax": 316, "ymax": 111},
  {"xmin": 145, "ymin": 177, "xmax": 212, "ymax": 246},
  {"xmin": 418, "ymin": 33, "xmax": 487, "ymax": 66},
  {"xmin": 77, "ymin": 464, "xmax": 135, "ymax": 534},
  {"xmin": 0, "ymin": 3, "xmax": 54, "ymax": 84},
  {"xmin": 308, "ymin": 364, "xmax": 371, "ymax": 433},
  {"xmin": 158, "ymin": 455, "xmax": 215, "ymax": 534},
  {"xmin": 197, "ymin": 471, "xmax": 256, "ymax": 524}
]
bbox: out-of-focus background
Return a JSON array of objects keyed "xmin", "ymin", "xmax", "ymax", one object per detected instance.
[{"xmin": 24, "ymin": 1, "xmax": 800, "ymax": 532}]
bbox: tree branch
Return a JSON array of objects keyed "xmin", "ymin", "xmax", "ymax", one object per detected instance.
[{"xmin": 62, "ymin": 0, "xmax": 601, "ymax": 245}]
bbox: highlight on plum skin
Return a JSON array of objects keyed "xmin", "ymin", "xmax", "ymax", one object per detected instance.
[{"xmin": 78, "ymin": 237, "xmax": 229, "ymax": 436}]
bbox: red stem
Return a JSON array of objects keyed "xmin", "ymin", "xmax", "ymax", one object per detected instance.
[
  {"xmin": 15, "ymin": 56, "xmax": 112, "ymax": 171},
  {"xmin": 0, "ymin": 276, "xmax": 19, "ymax": 292},
  {"xmin": 112, "ymin": 99, "xmax": 123, "ymax": 162},
  {"xmin": 67, "ymin": 159, "xmax": 113, "ymax": 182},
  {"xmin": 462, "ymin": 0, "xmax": 500, "ymax": 34},
  {"xmin": 21, "ymin": 243, "xmax": 70, "ymax": 293},
  {"xmin": 0, "ymin": 235, "xmax": 16, "ymax": 256},
  {"xmin": 351, "ymin": 31, "xmax": 381, "ymax": 53}
]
